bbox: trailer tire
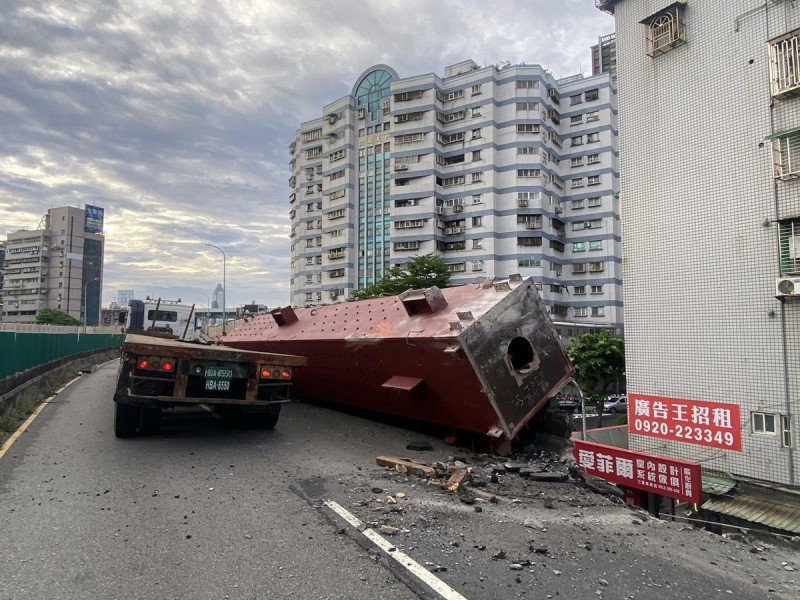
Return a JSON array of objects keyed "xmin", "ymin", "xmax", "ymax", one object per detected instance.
[
  {"xmin": 140, "ymin": 406, "xmax": 162, "ymax": 435},
  {"xmin": 115, "ymin": 403, "xmax": 140, "ymax": 438}
]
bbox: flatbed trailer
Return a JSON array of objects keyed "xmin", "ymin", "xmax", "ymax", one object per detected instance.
[{"xmin": 112, "ymin": 333, "xmax": 307, "ymax": 437}]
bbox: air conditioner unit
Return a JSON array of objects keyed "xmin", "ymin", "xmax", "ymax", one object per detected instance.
[
  {"xmin": 435, "ymin": 206, "xmax": 444, "ymax": 215},
  {"xmin": 584, "ymin": 222, "xmax": 592, "ymax": 228},
  {"xmin": 328, "ymin": 114, "xmax": 338, "ymax": 125},
  {"xmin": 777, "ymin": 276, "xmax": 800, "ymax": 297},
  {"xmin": 454, "ymin": 205, "xmax": 464, "ymax": 213}
]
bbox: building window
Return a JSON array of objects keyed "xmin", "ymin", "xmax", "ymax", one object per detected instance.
[
  {"xmin": 572, "ymin": 263, "xmax": 586, "ymax": 274},
  {"xmin": 573, "ymin": 242, "xmax": 586, "ymax": 252},
  {"xmin": 571, "ymin": 157, "xmax": 584, "ymax": 168},
  {"xmin": 570, "ymin": 115, "xmax": 583, "ymax": 126},
  {"xmin": 472, "ymin": 216, "xmax": 483, "ymax": 227},
  {"xmin": 586, "ymin": 111, "xmax": 600, "ymax": 122},
  {"xmin": 645, "ymin": 4, "xmax": 686, "ymax": 57},
  {"xmin": 516, "ymin": 80, "xmax": 538, "ymax": 89},
  {"xmin": 571, "ymin": 136, "xmax": 584, "ymax": 147},
  {"xmin": 779, "ymin": 218, "xmax": 800, "ymax": 274},
  {"xmin": 305, "ymin": 293, "xmax": 313, "ymax": 302},
  {"xmin": 574, "ymin": 285, "xmax": 586, "ymax": 295},
  {"xmin": 446, "ymin": 262, "xmax": 466, "ymax": 273},
  {"xmin": 584, "ymin": 89, "xmax": 599, "ymax": 102},
  {"xmin": 517, "ymin": 168, "xmax": 541, "ymax": 178},
  {"xmin": 586, "ymin": 132, "xmax": 600, "ymax": 143},
  {"xmin": 472, "ymin": 107, "xmax": 482, "ymax": 118},
  {"xmin": 571, "ymin": 178, "xmax": 585, "ymax": 189},
  {"xmin": 772, "ymin": 130, "xmax": 800, "ymax": 180},
  {"xmin": 472, "ymin": 260, "xmax": 484, "ymax": 271},
  {"xmin": 591, "ymin": 306, "xmax": 604, "ymax": 317},
  {"xmin": 550, "ymin": 284, "xmax": 562, "ymax": 293},
  {"xmin": 574, "ymin": 307, "xmax": 587, "ymax": 317},
  {"xmin": 518, "ymin": 259, "xmax": 541, "ymax": 268},
  {"xmin": 589, "ymin": 240, "xmax": 603, "ymax": 251},
  {"xmin": 472, "ymin": 194, "xmax": 483, "ymax": 204},
  {"xmin": 770, "ymin": 30, "xmax": 800, "ymax": 98},
  {"xmin": 589, "ymin": 261, "xmax": 604, "ymax": 272},
  {"xmin": 570, "ymin": 94, "xmax": 583, "ymax": 105},
  {"xmin": 782, "ymin": 415, "xmax": 793, "ymax": 447},
  {"xmin": 517, "ymin": 124, "xmax": 540, "ymax": 134},
  {"xmin": 471, "ymin": 84, "xmax": 482, "ymax": 95},
  {"xmin": 572, "ymin": 199, "xmax": 585, "ymax": 210},
  {"xmin": 752, "ymin": 412, "xmax": 777, "ymax": 435},
  {"xmin": 473, "ymin": 150, "xmax": 482, "ymax": 161},
  {"xmin": 518, "ymin": 146, "xmax": 539, "ymax": 155},
  {"xmin": 587, "ymin": 175, "xmax": 601, "ymax": 186},
  {"xmin": 471, "ymin": 172, "xmax": 483, "ymax": 183},
  {"xmin": 516, "ymin": 101, "xmax": 539, "ymax": 111},
  {"xmin": 518, "ymin": 236, "xmax": 543, "ymax": 247},
  {"xmin": 587, "ymin": 196, "xmax": 602, "ymax": 207},
  {"xmin": 472, "ymin": 129, "xmax": 483, "ymax": 139},
  {"xmin": 590, "ymin": 285, "xmax": 603, "ymax": 294}
]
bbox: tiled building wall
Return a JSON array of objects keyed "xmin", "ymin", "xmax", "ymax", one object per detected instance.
[{"xmin": 615, "ymin": 0, "xmax": 800, "ymax": 485}]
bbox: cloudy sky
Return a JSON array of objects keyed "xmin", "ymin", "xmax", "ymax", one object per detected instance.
[{"xmin": 0, "ymin": 0, "xmax": 613, "ymax": 309}]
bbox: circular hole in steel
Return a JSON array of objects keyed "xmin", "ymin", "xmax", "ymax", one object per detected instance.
[{"xmin": 507, "ymin": 337, "xmax": 534, "ymax": 372}]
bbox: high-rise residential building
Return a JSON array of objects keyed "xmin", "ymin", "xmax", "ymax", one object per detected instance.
[
  {"xmin": 591, "ymin": 33, "xmax": 617, "ymax": 75},
  {"xmin": 1, "ymin": 205, "xmax": 105, "ymax": 324},
  {"xmin": 212, "ymin": 283, "xmax": 224, "ymax": 309},
  {"xmin": 289, "ymin": 60, "xmax": 621, "ymax": 336},
  {"xmin": 600, "ymin": 0, "xmax": 800, "ymax": 490}
]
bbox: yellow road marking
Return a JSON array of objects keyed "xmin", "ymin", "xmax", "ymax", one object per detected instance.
[{"xmin": 0, "ymin": 375, "xmax": 82, "ymax": 461}]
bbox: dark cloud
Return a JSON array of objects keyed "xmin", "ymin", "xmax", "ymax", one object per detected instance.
[{"xmin": 0, "ymin": 0, "xmax": 612, "ymax": 308}]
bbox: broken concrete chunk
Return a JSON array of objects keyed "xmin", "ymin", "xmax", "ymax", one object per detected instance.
[
  {"xmin": 526, "ymin": 472, "xmax": 570, "ymax": 483},
  {"xmin": 406, "ymin": 441, "xmax": 433, "ymax": 451},
  {"xmin": 379, "ymin": 525, "xmax": 399, "ymax": 535}
]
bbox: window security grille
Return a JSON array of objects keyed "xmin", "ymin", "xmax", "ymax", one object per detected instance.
[
  {"xmin": 773, "ymin": 130, "xmax": 800, "ymax": 180},
  {"xmin": 779, "ymin": 218, "xmax": 800, "ymax": 275},
  {"xmin": 646, "ymin": 4, "xmax": 686, "ymax": 57},
  {"xmin": 770, "ymin": 30, "xmax": 800, "ymax": 98}
]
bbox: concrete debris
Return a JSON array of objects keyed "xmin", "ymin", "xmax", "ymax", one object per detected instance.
[
  {"xmin": 379, "ymin": 525, "xmax": 399, "ymax": 536},
  {"xmin": 406, "ymin": 441, "xmax": 433, "ymax": 452}
]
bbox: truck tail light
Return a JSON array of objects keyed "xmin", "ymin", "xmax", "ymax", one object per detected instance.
[
  {"xmin": 281, "ymin": 370, "xmax": 291, "ymax": 380},
  {"xmin": 261, "ymin": 368, "xmax": 272, "ymax": 378},
  {"xmin": 138, "ymin": 359, "xmax": 150, "ymax": 370},
  {"xmin": 163, "ymin": 362, "xmax": 174, "ymax": 372}
]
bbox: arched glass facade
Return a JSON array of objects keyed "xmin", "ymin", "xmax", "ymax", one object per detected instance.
[
  {"xmin": 355, "ymin": 69, "xmax": 394, "ymax": 289},
  {"xmin": 355, "ymin": 69, "xmax": 393, "ymax": 120}
]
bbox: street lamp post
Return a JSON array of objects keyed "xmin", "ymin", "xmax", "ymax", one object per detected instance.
[
  {"xmin": 204, "ymin": 243, "xmax": 226, "ymax": 333},
  {"xmin": 83, "ymin": 277, "xmax": 99, "ymax": 332}
]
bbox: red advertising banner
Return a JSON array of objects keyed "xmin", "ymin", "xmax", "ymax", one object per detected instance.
[
  {"xmin": 628, "ymin": 394, "xmax": 742, "ymax": 452},
  {"xmin": 573, "ymin": 440, "xmax": 703, "ymax": 503}
]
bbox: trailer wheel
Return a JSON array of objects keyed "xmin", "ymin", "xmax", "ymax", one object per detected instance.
[
  {"xmin": 140, "ymin": 406, "xmax": 162, "ymax": 435},
  {"xmin": 114, "ymin": 403, "xmax": 140, "ymax": 438}
]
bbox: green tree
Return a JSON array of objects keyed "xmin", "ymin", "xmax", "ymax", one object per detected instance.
[
  {"xmin": 566, "ymin": 330, "xmax": 625, "ymax": 426},
  {"xmin": 35, "ymin": 308, "xmax": 83, "ymax": 326},
  {"xmin": 349, "ymin": 254, "xmax": 452, "ymax": 301}
]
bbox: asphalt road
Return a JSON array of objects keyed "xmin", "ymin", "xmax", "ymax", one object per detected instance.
[{"xmin": 2, "ymin": 361, "xmax": 799, "ymax": 600}]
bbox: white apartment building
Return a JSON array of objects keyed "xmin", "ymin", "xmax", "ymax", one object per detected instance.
[
  {"xmin": 289, "ymin": 59, "xmax": 621, "ymax": 336},
  {"xmin": 1, "ymin": 206, "xmax": 105, "ymax": 324},
  {"xmin": 602, "ymin": 0, "xmax": 800, "ymax": 488}
]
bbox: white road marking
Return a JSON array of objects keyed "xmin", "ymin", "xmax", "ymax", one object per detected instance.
[{"xmin": 323, "ymin": 499, "xmax": 469, "ymax": 600}]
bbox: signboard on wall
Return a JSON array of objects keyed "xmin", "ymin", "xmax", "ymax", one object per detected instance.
[
  {"xmin": 84, "ymin": 205, "xmax": 104, "ymax": 233},
  {"xmin": 573, "ymin": 439, "xmax": 702, "ymax": 504},
  {"xmin": 629, "ymin": 394, "xmax": 742, "ymax": 452}
]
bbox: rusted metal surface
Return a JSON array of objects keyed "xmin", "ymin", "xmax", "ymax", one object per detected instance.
[
  {"xmin": 121, "ymin": 333, "xmax": 307, "ymax": 367},
  {"xmin": 222, "ymin": 277, "xmax": 573, "ymax": 445}
]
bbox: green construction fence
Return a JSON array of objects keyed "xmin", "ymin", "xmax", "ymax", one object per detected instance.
[{"xmin": 0, "ymin": 331, "xmax": 124, "ymax": 381}]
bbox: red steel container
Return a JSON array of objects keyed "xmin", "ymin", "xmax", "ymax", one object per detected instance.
[{"xmin": 223, "ymin": 276, "xmax": 573, "ymax": 447}]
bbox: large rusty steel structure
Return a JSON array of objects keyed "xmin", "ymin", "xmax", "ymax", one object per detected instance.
[{"xmin": 223, "ymin": 276, "xmax": 574, "ymax": 449}]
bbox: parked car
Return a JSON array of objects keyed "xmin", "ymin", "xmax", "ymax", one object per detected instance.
[
  {"xmin": 553, "ymin": 394, "xmax": 579, "ymax": 413},
  {"xmin": 603, "ymin": 394, "xmax": 628, "ymax": 413}
]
